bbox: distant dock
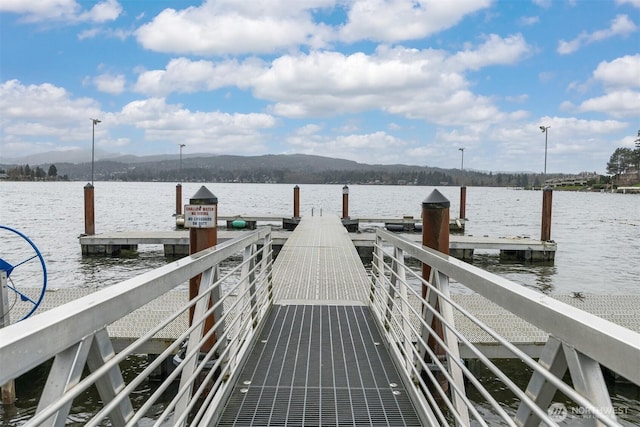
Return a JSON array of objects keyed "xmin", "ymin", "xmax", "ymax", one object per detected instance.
[{"xmin": 79, "ymin": 226, "xmax": 556, "ymax": 262}]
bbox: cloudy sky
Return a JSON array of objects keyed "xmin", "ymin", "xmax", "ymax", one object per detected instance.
[{"xmin": 1, "ymin": 0, "xmax": 638, "ymax": 174}]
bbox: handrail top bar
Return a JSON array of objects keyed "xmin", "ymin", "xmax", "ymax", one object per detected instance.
[
  {"xmin": 376, "ymin": 228, "xmax": 640, "ymax": 384},
  {"xmin": 0, "ymin": 227, "xmax": 272, "ymax": 384}
]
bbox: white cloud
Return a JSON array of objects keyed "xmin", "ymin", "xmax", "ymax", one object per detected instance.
[
  {"xmin": 135, "ymin": 0, "xmax": 333, "ymax": 55},
  {"xmin": 616, "ymin": 0, "xmax": 640, "ymax": 8},
  {"xmin": 557, "ymin": 14, "xmax": 637, "ymax": 54},
  {"xmin": 0, "ymin": 0, "xmax": 121, "ymax": 23},
  {"xmin": 0, "ymin": 80, "xmax": 104, "ymax": 158},
  {"xmin": 286, "ymin": 128, "xmax": 407, "ymax": 164},
  {"xmin": 575, "ymin": 90, "xmax": 640, "ymax": 118},
  {"xmin": 338, "ymin": 0, "xmax": 491, "ymax": 43},
  {"xmin": 93, "ymin": 73, "xmax": 126, "ymax": 94},
  {"xmin": 592, "ymin": 54, "xmax": 640, "ymax": 88},
  {"xmin": 447, "ymin": 33, "xmax": 531, "ymax": 71},
  {"xmin": 533, "ymin": 0, "xmax": 552, "ymax": 8},
  {"xmin": 134, "ymin": 57, "xmax": 266, "ymax": 96},
  {"xmin": 132, "ymin": 35, "xmax": 532, "ymax": 129},
  {"xmin": 118, "ymin": 97, "xmax": 277, "ymax": 153},
  {"xmin": 519, "ymin": 16, "xmax": 539, "ymax": 26}
]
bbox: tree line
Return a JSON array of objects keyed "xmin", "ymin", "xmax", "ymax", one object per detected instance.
[
  {"xmin": 1, "ymin": 164, "xmax": 68, "ymax": 181},
  {"xmin": 606, "ymin": 130, "xmax": 640, "ymax": 176}
]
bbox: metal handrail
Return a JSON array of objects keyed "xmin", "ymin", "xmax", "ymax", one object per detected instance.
[
  {"xmin": 0, "ymin": 227, "xmax": 274, "ymax": 426},
  {"xmin": 369, "ymin": 228, "xmax": 640, "ymax": 426}
]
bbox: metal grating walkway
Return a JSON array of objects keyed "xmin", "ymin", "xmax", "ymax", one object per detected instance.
[
  {"xmin": 216, "ymin": 304, "xmax": 422, "ymax": 426},
  {"xmin": 272, "ymin": 216, "xmax": 371, "ymax": 305},
  {"xmin": 215, "ymin": 216, "xmax": 422, "ymax": 426}
]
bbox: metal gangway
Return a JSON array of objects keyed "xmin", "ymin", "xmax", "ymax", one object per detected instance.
[{"xmin": 1, "ymin": 217, "xmax": 638, "ymax": 426}]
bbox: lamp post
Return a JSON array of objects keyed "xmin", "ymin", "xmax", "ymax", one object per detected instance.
[
  {"xmin": 90, "ymin": 118, "xmax": 101, "ymax": 185},
  {"xmin": 458, "ymin": 147, "xmax": 465, "ymax": 172},
  {"xmin": 179, "ymin": 143, "xmax": 186, "ymax": 181},
  {"xmin": 540, "ymin": 125, "xmax": 550, "ymax": 180}
]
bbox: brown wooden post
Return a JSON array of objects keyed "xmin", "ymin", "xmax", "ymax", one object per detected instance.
[
  {"xmin": 459, "ymin": 186, "xmax": 467, "ymax": 219},
  {"xmin": 421, "ymin": 189, "xmax": 450, "ymax": 393},
  {"xmin": 293, "ymin": 185, "xmax": 300, "ymax": 218},
  {"xmin": 541, "ymin": 187, "xmax": 553, "ymax": 241},
  {"xmin": 187, "ymin": 186, "xmax": 218, "ymax": 352},
  {"xmin": 342, "ymin": 185, "xmax": 349, "ymax": 219},
  {"xmin": 421, "ymin": 189, "xmax": 450, "ymax": 297},
  {"xmin": 84, "ymin": 183, "xmax": 95, "ymax": 235},
  {"xmin": 175, "ymin": 183, "xmax": 182, "ymax": 216}
]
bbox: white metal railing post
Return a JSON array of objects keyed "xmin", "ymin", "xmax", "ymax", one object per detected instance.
[
  {"xmin": 433, "ymin": 270, "xmax": 469, "ymax": 426},
  {"xmin": 371, "ymin": 234, "xmax": 385, "ymax": 308},
  {"xmin": 395, "ymin": 247, "xmax": 414, "ymax": 373},
  {"xmin": 174, "ymin": 265, "xmax": 217, "ymax": 426},
  {"xmin": 261, "ymin": 234, "xmax": 274, "ymax": 312},
  {"xmin": 384, "ymin": 247, "xmax": 400, "ymax": 331},
  {"xmin": 242, "ymin": 244, "xmax": 258, "ymax": 327}
]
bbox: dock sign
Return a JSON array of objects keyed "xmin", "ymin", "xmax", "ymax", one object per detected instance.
[{"xmin": 184, "ymin": 205, "xmax": 217, "ymax": 228}]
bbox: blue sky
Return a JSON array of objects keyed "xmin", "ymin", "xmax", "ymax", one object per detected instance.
[{"xmin": 1, "ymin": 0, "xmax": 638, "ymax": 174}]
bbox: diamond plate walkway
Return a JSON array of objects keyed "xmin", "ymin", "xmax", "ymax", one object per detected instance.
[{"xmin": 215, "ymin": 216, "xmax": 423, "ymax": 426}]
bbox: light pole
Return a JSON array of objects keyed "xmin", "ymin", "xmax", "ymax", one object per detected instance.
[
  {"xmin": 540, "ymin": 125, "xmax": 550, "ymax": 180},
  {"xmin": 90, "ymin": 118, "xmax": 101, "ymax": 185},
  {"xmin": 458, "ymin": 147, "xmax": 465, "ymax": 172},
  {"xmin": 179, "ymin": 144, "xmax": 186, "ymax": 181}
]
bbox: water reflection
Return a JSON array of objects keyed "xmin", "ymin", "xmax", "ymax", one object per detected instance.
[{"xmin": 472, "ymin": 253, "xmax": 558, "ymax": 294}]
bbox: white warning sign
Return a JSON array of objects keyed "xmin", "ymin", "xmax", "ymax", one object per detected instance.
[{"xmin": 184, "ymin": 205, "xmax": 217, "ymax": 228}]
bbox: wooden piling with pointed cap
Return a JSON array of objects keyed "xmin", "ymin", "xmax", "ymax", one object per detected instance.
[{"xmin": 188, "ymin": 185, "xmax": 218, "ymax": 352}]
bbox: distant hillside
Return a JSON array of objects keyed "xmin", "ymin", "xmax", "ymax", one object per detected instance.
[{"xmin": 0, "ymin": 152, "xmax": 563, "ymax": 188}]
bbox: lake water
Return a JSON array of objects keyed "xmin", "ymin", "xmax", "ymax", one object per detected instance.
[
  {"xmin": 1, "ymin": 181, "xmax": 638, "ymax": 295},
  {"xmin": 1, "ymin": 181, "xmax": 639, "ymax": 425}
]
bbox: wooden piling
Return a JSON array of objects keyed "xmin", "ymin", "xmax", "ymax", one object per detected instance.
[
  {"xmin": 84, "ymin": 183, "xmax": 95, "ymax": 235},
  {"xmin": 188, "ymin": 186, "xmax": 218, "ymax": 352},
  {"xmin": 459, "ymin": 186, "xmax": 467, "ymax": 219},
  {"xmin": 421, "ymin": 190, "xmax": 450, "ymax": 297},
  {"xmin": 541, "ymin": 187, "xmax": 553, "ymax": 241},
  {"xmin": 175, "ymin": 184, "xmax": 182, "ymax": 216},
  {"xmin": 342, "ymin": 185, "xmax": 349, "ymax": 219},
  {"xmin": 293, "ymin": 185, "xmax": 300, "ymax": 218},
  {"xmin": 421, "ymin": 189, "xmax": 451, "ymax": 394}
]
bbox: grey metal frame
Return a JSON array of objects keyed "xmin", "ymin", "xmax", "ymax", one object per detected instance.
[
  {"xmin": 369, "ymin": 228, "xmax": 639, "ymax": 427},
  {"xmin": 0, "ymin": 227, "xmax": 274, "ymax": 426}
]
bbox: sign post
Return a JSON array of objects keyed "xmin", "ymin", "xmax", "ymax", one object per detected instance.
[{"xmin": 186, "ymin": 186, "xmax": 218, "ymax": 352}]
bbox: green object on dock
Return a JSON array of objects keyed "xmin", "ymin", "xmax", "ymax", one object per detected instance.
[{"xmin": 231, "ymin": 219, "xmax": 247, "ymax": 229}]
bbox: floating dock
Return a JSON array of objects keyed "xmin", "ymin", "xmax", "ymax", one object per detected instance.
[{"xmin": 80, "ymin": 228, "xmax": 556, "ymax": 261}]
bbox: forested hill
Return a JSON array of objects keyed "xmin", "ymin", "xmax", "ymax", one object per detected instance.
[{"xmin": 2, "ymin": 153, "xmax": 559, "ymax": 187}]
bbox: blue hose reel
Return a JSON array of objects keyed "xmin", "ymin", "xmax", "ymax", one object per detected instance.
[{"xmin": 0, "ymin": 225, "xmax": 47, "ymax": 321}]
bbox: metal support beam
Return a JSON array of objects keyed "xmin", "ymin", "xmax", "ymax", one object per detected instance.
[
  {"xmin": 564, "ymin": 345, "xmax": 616, "ymax": 426},
  {"xmin": 87, "ymin": 328, "xmax": 134, "ymax": 427},
  {"xmin": 36, "ymin": 337, "xmax": 93, "ymax": 427},
  {"xmin": 515, "ymin": 335, "xmax": 568, "ymax": 426}
]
